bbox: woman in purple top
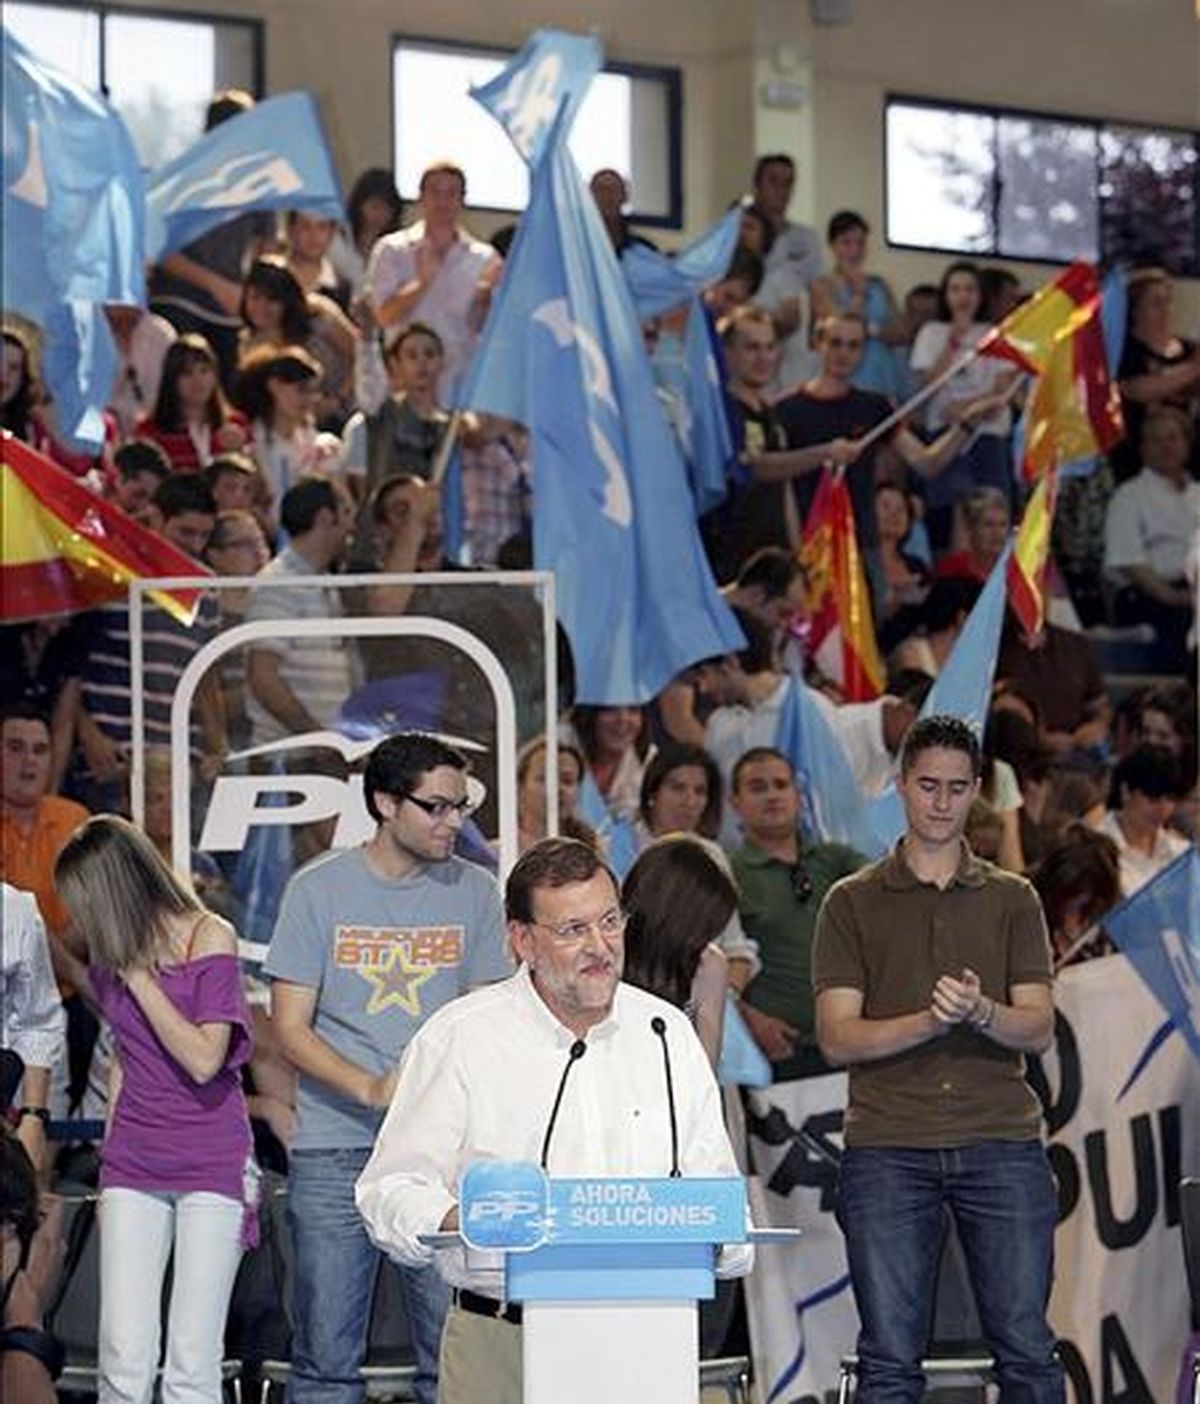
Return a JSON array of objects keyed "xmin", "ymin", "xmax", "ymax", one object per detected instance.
[{"xmin": 55, "ymin": 815, "xmax": 255, "ymax": 1404}]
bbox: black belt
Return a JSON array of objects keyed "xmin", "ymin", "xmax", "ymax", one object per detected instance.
[{"xmin": 453, "ymin": 1288, "xmax": 522, "ymax": 1325}]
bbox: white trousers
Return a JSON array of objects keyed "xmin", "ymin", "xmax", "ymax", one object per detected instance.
[{"xmin": 98, "ymin": 1185, "xmax": 243, "ymax": 1404}]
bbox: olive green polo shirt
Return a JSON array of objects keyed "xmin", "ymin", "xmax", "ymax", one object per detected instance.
[
  {"xmin": 731, "ymin": 838, "xmax": 864, "ymax": 1082},
  {"xmin": 812, "ymin": 842, "xmax": 1053, "ymax": 1149}
]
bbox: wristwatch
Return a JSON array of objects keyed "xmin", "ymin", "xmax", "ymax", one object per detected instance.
[
  {"xmin": 0, "ymin": 1325, "xmax": 65, "ymax": 1381},
  {"xmin": 972, "ymin": 997, "xmax": 995, "ymax": 1031},
  {"xmin": 17, "ymin": 1107, "xmax": 49, "ymax": 1127}
]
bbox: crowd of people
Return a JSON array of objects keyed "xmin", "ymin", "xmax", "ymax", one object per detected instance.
[{"xmin": 2, "ymin": 81, "xmax": 1198, "ymax": 1404}]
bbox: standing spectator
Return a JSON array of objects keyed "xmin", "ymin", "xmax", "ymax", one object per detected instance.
[
  {"xmin": 516, "ymin": 738, "xmax": 585, "ymax": 853},
  {"xmin": 1096, "ymin": 746, "xmax": 1189, "ymax": 896},
  {"xmin": 367, "ymin": 162, "xmax": 502, "ymax": 402},
  {"xmin": 266, "ymin": 733, "xmax": 510, "ymax": 1404},
  {"xmin": 909, "ymin": 261, "xmax": 1020, "ymax": 549},
  {"xmin": 868, "ymin": 483, "xmax": 930, "ymax": 650},
  {"xmin": 746, "ymin": 154, "xmax": 822, "ymax": 392},
  {"xmin": 1, "ymin": 884, "xmax": 65, "ymax": 1174},
  {"xmin": 2, "ymin": 327, "xmax": 37, "ymax": 442},
  {"xmin": 1104, "ymin": 405, "xmax": 1200, "ymax": 674},
  {"xmin": 55, "ymin": 815, "xmax": 255, "ymax": 1404},
  {"xmin": 729, "ymin": 747, "xmax": 863, "ymax": 1075},
  {"xmin": 205, "ymin": 451, "xmax": 261, "ymax": 516},
  {"xmin": 108, "ymin": 440, "xmax": 170, "ymax": 523},
  {"xmin": 148, "ymin": 89, "xmax": 275, "ymax": 383},
  {"xmin": 996, "ymin": 616, "xmax": 1111, "ymax": 760},
  {"xmin": 1031, "ymin": 826, "xmax": 1121, "ymax": 967},
  {"xmin": 103, "ymin": 305, "xmax": 177, "ymax": 439},
  {"xmin": 245, "ymin": 477, "xmax": 357, "ymax": 747},
  {"xmin": 813, "ymin": 715, "xmax": 1061, "ymax": 1402},
  {"xmin": 979, "ymin": 268, "xmax": 1022, "ymax": 325},
  {"xmin": 1114, "ymin": 267, "xmax": 1200, "ymax": 481},
  {"xmin": 204, "ymin": 509, "xmax": 272, "ymax": 750},
  {"xmin": 566, "ymin": 705, "xmax": 651, "ymax": 824},
  {"xmin": 934, "ymin": 487, "xmax": 1010, "ymax": 584},
  {"xmin": 809, "ymin": 211, "xmax": 903, "ymax": 399},
  {"xmin": 138, "ymin": 335, "xmax": 248, "ymax": 473},
  {"xmin": 285, "ymin": 212, "xmax": 348, "ymax": 306},
  {"xmin": 589, "ymin": 168, "xmax": 656, "ymax": 254},
  {"xmin": 458, "ymin": 415, "xmax": 532, "ymax": 569},
  {"xmin": 331, "ymin": 168, "xmax": 405, "ymax": 300},
  {"xmin": 0, "ymin": 616, "xmax": 99, "ymax": 795}
]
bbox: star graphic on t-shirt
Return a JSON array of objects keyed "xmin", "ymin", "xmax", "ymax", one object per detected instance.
[{"xmin": 361, "ymin": 945, "xmax": 437, "ymax": 1017}]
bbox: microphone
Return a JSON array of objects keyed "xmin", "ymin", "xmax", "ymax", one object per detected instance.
[
  {"xmin": 540, "ymin": 1038, "xmax": 587, "ymax": 1170},
  {"xmin": 650, "ymin": 1016, "xmax": 681, "ymax": 1178}
]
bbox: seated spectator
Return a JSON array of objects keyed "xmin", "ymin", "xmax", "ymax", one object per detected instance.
[
  {"xmin": 909, "ymin": 261, "xmax": 1021, "ymax": 549},
  {"xmin": 1104, "ymin": 405, "xmax": 1200, "ymax": 673},
  {"xmin": 1, "ymin": 885, "xmax": 65, "ymax": 1175},
  {"xmin": 138, "ymin": 334, "xmax": 248, "ymax": 473},
  {"xmin": 996, "ymin": 613, "xmax": 1111, "ymax": 759},
  {"xmin": 565, "ymin": 705, "xmax": 651, "ymax": 824},
  {"xmin": 721, "ymin": 547, "xmax": 808, "ymax": 640},
  {"xmin": 887, "ymin": 576, "xmax": 980, "ymax": 678},
  {"xmin": 284, "ymin": 211, "xmax": 347, "ymax": 306},
  {"xmin": 238, "ymin": 257, "xmax": 358, "ymax": 430},
  {"xmin": 516, "ymin": 737, "xmax": 585, "ymax": 853},
  {"xmin": 366, "ymin": 160, "xmax": 502, "ymax": 402},
  {"xmin": 103, "ymin": 304, "xmax": 177, "ymax": 439},
  {"xmin": 235, "ymin": 345, "xmax": 342, "ymax": 532},
  {"xmin": 891, "ymin": 282, "xmax": 940, "ymax": 401},
  {"xmin": 979, "ymin": 267, "xmax": 1022, "ymax": 324},
  {"xmin": 868, "ymin": 482, "xmax": 930, "ymax": 650},
  {"xmin": 2, "ymin": 327, "xmax": 37, "ymax": 443},
  {"xmin": 1, "ymin": 1128, "xmax": 65, "ymax": 1402},
  {"xmin": 728, "ymin": 747, "xmax": 863, "ymax": 1077},
  {"xmin": 1113, "ymin": 267, "xmax": 1200, "ymax": 481},
  {"xmin": 245, "ymin": 477, "xmax": 358, "ymax": 747},
  {"xmin": 203, "ymin": 510, "xmax": 272, "ymax": 750},
  {"xmin": 1095, "ymin": 745, "xmax": 1189, "ymax": 895},
  {"xmin": 809, "ymin": 211, "xmax": 903, "ymax": 399},
  {"xmin": 638, "ymin": 743, "xmax": 723, "ymax": 843},
  {"xmin": 702, "ymin": 246, "xmax": 764, "ymax": 319},
  {"xmin": 0, "ymin": 615, "xmax": 99, "ymax": 794},
  {"xmin": 205, "ymin": 451, "xmax": 261, "ymax": 516},
  {"xmin": 622, "ymin": 837, "xmax": 738, "ymax": 1067},
  {"xmin": 108, "ymin": 440, "xmax": 170, "ymax": 523},
  {"xmin": 590, "ymin": 168, "xmax": 656, "ymax": 254},
  {"xmin": 964, "ymin": 796, "xmax": 1004, "ymax": 865},
  {"xmin": 141, "ymin": 747, "xmax": 232, "ymax": 916},
  {"xmin": 1024, "ymin": 765, "xmax": 1108, "ymax": 865},
  {"xmin": 934, "ymin": 486, "xmax": 1010, "ymax": 584},
  {"xmin": 3, "ymin": 324, "xmax": 116, "ymax": 483},
  {"xmin": 1131, "ymin": 679, "xmax": 1199, "ymax": 839},
  {"xmin": 331, "ymin": 167, "xmax": 404, "ymax": 299},
  {"xmin": 1032, "ymin": 825, "xmax": 1121, "ymax": 967}
]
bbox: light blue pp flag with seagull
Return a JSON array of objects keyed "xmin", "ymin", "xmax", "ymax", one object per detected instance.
[{"xmin": 455, "ymin": 30, "xmax": 743, "ymax": 703}]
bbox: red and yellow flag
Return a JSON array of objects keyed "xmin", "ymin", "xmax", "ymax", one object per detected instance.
[
  {"xmin": 799, "ymin": 469, "xmax": 884, "ymax": 702},
  {"xmin": 1006, "ymin": 464, "xmax": 1059, "ymax": 637},
  {"xmin": 2, "ymin": 432, "xmax": 208, "ymax": 624}
]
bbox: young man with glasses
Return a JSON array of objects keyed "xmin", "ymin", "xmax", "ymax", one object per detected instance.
[
  {"xmin": 728, "ymin": 747, "xmax": 863, "ymax": 1078},
  {"xmin": 356, "ymin": 836, "xmax": 751, "ymax": 1404},
  {"xmin": 267, "ymin": 732, "xmax": 510, "ymax": 1404}
]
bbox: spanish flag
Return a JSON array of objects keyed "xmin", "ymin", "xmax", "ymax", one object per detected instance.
[
  {"xmin": 2, "ymin": 432, "xmax": 207, "ymax": 624},
  {"xmin": 799, "ymin": 469, "xmax": 885, "ymax": 702},
  {"xmin": 981, "ymin": 262, "xmax": 1123, "ymax": 482},
  {"xmin": 1006, "ymin": 465, "xmax": 1058, "ymax": 637}
]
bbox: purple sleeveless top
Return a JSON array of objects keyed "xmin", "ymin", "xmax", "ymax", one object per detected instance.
[{"xmin": 89, "ymin": 953, "xmax": 258, "ymax": 1245}]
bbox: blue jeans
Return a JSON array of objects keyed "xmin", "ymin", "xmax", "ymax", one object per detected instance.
[
  {"xmin": 836, "ymin": 1141, "xmax": 1064, "ymax": 1404},
  {"xmin": 287, "ymin": 1147, "xmax": 449, "ymax": 1404}
]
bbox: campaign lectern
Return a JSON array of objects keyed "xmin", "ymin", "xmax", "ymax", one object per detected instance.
[{"xmin": 443, "ymin": 1161, "xmax": 770, "ymax": 1404}]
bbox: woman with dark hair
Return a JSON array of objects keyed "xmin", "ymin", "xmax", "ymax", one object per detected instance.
[
  {"xmin": 810, "ymin": 210, "xmax": 904, "ymax": 399},
  {"xmin": 330, "ymin": 167, "xmax": 405, "ymax": 298},
  {"xmin": 233, "ymin": 344, "xmax": 340, "ymax": 529},
  {"xmin": 54, "ymin": 814, "xmax": 255, "ymax": 1404},
  {"xmin": 909, "ymin": 260, "xmax": 1020, "ymax": 550},
  {"xmin": 1, "ymin": 329, "xmax": 36, "ymax": 440},
  {"xmin": 622, "ymin": 836, "xmax": 738, "ymax": 1066},
  {"xmin": 1098, "ymin": 745, "xmax": 1189, "ymax": 896},
  {"xmin": 137, "ymin": 334, "xmax": 247, "ymax": 472},
  {"xmin": 868, "ymin": 482, "xmax": 930, "ymax": 649},
  {"xmin": 1032, "ymin": 825, "xmax": 1121, "ymax": 967},
  {"xmin": 638, "ymin": 743, "xmax": 723, "ymax": 841},
  {"xmin": 566, "ymin": 705, "xmax": 651, "ymax": 824}
]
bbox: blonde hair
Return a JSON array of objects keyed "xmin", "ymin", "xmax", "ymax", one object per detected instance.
[{"xmin": 54, "ymin": 815, "xmax": 203, "ymax": 971}]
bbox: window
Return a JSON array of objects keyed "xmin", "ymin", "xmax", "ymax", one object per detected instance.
[
  {"xmin": 392, "ymin": 37, "xmax": 682, "ymax": 227},
  {"xmin": 5, "ymin": 3, "xmax": 263, "ymax": 168},
  {"xmin": 885, "ymin": 96, "xmax": 1200, "ymax": 276}
]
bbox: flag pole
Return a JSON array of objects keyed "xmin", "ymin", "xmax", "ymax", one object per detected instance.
[{"xmin": 430, "ymin": 409, "xmax": 464, "ymax": 486}]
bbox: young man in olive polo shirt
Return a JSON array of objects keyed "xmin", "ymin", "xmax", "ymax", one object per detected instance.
[{"xmin": 813, "ymin": 714, "xmax": 1063, "ymax": 1404}]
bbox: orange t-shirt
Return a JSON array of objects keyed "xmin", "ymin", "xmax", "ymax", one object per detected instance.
[{"xmin": 0, "ymin": 796, "xmax": 90, "ymax": 936}]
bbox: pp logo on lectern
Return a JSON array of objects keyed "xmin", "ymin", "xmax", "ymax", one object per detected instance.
[{"xmin": 460, "ymin": 1161, "xmax": 550, "ymax": 1251}]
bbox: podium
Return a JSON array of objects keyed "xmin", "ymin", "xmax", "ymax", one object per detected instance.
[{"xmin": 441, "ymin": 1161, "xmax": 778, "ymax": 1404}]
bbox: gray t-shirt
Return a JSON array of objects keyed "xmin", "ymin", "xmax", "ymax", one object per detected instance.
[{"xmin": 265, "ymin": 846, "xmax": 510, "ymax": 1149}]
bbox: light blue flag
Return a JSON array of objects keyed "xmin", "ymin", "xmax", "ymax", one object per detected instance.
[
  {"xmin": 146, "ymin": 92, "xmax": 343, "ymax": 261},
  {"xmin": 865, "ymin": 541, "xmax": 1014, "ymax": 849},
  {"xmin": 1105, "ymin": 848, "xmax": 1200, "ymax": 1069},
  {"xmin": 774, "ymin": 671, "xmax": 884, "ymax": 857},
  {"xmin": 577, "ymin": 771, "xmax": 640, "ymax": 880},
  {"xmin": 621, "ymin": 207, "xmax": 742, "ymax": 319},
  {"xmin": 458, "ymin": 64, "xmax": 743, "ymax": 702},
  {"xmin": 471, "ymin": 30, "xmax": 602, "ymax": 169},
  {"xmin": 3, "ymin": 28, "xmax": 144, "ymax": 449}
]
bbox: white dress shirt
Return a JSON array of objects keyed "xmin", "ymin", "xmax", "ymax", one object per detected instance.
[
  {"xmin": 1103, "ymin": 467, "xmax": 1200, "ymax": 583},
  {"xmin": 356, "ymin": 964, "xmax": 752, "ymax": 1293},
  {"xmin": 1098, "ymin": 810, "xmax": 1190, "ymax": 897},
  {"xmin": 1, "ymin": 883, "xmax": 66, "ymax": 1072}
]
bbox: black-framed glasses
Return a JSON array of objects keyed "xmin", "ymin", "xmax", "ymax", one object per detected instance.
[
  {"xmin": 402, "ymin": 793, "xmax": 476, "ymax": 821},
  {"xmin": 789, "ymin": 863, "xmax": 814, "ymax": 903}
]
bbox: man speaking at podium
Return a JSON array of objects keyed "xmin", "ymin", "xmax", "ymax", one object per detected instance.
[{"xmin": 356, "ymin": 837, "xmax": 751, "ymax": 1404}]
